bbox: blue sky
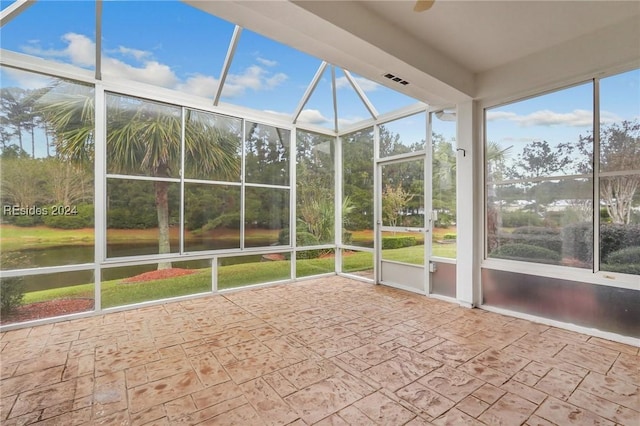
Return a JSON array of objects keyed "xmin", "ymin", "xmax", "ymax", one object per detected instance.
[
  {"xmin": 1, "ymin": 0, "xmax": 637, "ymax": 158},
  {"xmin": 0, "ymin": 0, "xmax": 420, "ymax": 131}
]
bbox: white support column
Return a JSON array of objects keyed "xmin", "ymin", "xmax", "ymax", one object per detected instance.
[{"xmin": 455, "ymin": 100, "xmax": 479, "ymax": 308}]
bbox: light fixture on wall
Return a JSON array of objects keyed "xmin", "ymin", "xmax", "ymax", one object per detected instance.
[{"xmin": 414, "ymin": 0, "xmax": 435, "ymax": 12}]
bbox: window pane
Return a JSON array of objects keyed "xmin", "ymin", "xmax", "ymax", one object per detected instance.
[
  {"xmin": 297, "ymin": 249, "xmax": 335, "ymax": 278},
  {"xmin": 1, "ymin": 1, "xmax": 95, "ymax": 69},
  {"xmin": 432, "ymin": 110, "xmax": 457, "ymax": 259},
  {"xmin": 106, "ymin": 94, "xmax": 182, "ymax": 179},
  {"xmin": 184, "ymin": 183, "xmax": 240, "ymax": 252},
  {"xmin": 1, "ymin": 68, "xmax": 95, "ymax": 270},
  {"xmin": 341, "ymin": 249, "xmax": 373, "ymax": 278},
  {"xmin": 379, "ymin": 112, "xmax": 426, "ymax": 157},
  {"xmin": 381, "ymin": 159, "xmax": 424, "ymax": 228},
  {"xmin": 1, "ymin": 270, "xmax": 94, "ymax": 325},
  {"xmin": 245, "ymin": 122, "xmax": 290, "ymax": 186},
  {"xmin": 342, "ymin": 128, "xmax": 374, "ymax": 247},
  {"xmin": 102, "ymin": 1, "xmax": 234, "ymax": 94},
  {"xmin": 220, "ymin": 29, "xmax": 321, "ymax": 114},
  {"xmin": 486, "ymin": 82, "xmax": 592, "ymax": 181},
  {"xmin": 487, "ymin": 178, "xmax": 593, "ymax": 268},
  {"xmin": 245, "ymin": 187, "xmax": 289, "ymax": 248},
  {"xmin": 184, "ymin": 110, "xmax": 242, "ymax": 182},
  {"xmin": 107, "ymin": 179, "xmax": 180, "ymax": 258},
  {"xmin": 335, "ymin": 68, "xmax": 373, "ymax": 130},
  {"xmin": 598, "ymin": 69, "xmax": 640, "ymax": 276},
  {"xmin": 101, "ymin": 260, "xmax": 212, "ymax": 309},
  {"xmin": 296, "ymin": 130, "xmax": 335, "ymax": 246},
  {"xmin": 381, "ymin": 230, "xmax": 425, "ymax": 266},
  {"xmin": 218, "ymin": 254, "xmax": 290, "ymax": 289}
]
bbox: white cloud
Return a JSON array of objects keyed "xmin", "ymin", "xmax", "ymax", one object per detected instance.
[
  {"xmin": 222, "ymin": 66, "xmax": 288, "ymax": 98},
  {"xmin": 335, "ymin": 75, "xmax": 380, "ymax": 92},
  {"xmin": 177, "ymin": 74, "xmax": 220, "ymax": 98},
  {"xmin": 256, "ymin": 57, "xmax": 277, "ymax": 67},
  {"xmin": 22, "ymin": 33, "xmax": 95, "ymax": 67},
  {"xmin": 102, "ymin": 57, "xmax": 179, "ymax": 88},
  {"xmin": 116, "ymin": 46, "xmax": 152, "ymax": 61},
  {"xmin": 338, "ymin": 116, "xmax": 367, "ymax": 128},
  {"xmin": 267, "ymin": 73, "xmax": 288, "ymax": 88},
  {"xmin": 487, "ymin": 109, "xmax": 621, "ymax": 128},
  {"xmin": 298, "ymin": 109, "xmax": 331, "ymax": 125}
]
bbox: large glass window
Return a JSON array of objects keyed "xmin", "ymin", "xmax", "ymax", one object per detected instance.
[
  {"xmin": 379, "ymin": 112, "xmax": 426, "ymax": 158},
  {"xmin": 598, "ymin": 69, "xmax": 640, "ymax": 276},
  {"xmin": 342, "ymin": 128, "xmax": 374, "ymax": 248},
  {"xmin": 486, "ymin": 83, "xmax": 594, "ymax": 267},
  {"xmin": 1, "ymin": 68, "xmax": 95, "ymax": 270},
  {"xmin": 431, "ymin": 110, "xmax": 457, "ymax": 259},
  {"xmin": 296, "ymin": 130, "xmax": 335, "ymax": 247}
]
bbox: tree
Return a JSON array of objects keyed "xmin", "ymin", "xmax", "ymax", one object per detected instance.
[
  {"xmin": 576, "ymin": 120, "xmax": 640, "ymax": 224},
  {"xmin": 382, "ymin": 183, "xmax": 415, "ymax": 229},
  {"xmin": 41, "ymin": 87, "xmax": 240, "ymax": 269}
]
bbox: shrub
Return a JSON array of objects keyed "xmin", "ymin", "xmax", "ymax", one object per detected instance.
[
  {"xmin": 501, "ymin": 211, "xmax": 542, "ymax": 228},
  {"xmin": 600, "ymin": 223, "xmax": 640, "ymax": 261},
  {"xmin": 512, "ymin": 226, "xmax": 560, "ymax": 235},
  {"xmin": 0, "ymin": 277, "xmax": 24, "ymax": 316},
  {"xmin": 43, "ymin": 204, "xmax": 94, "ymax": 229},
  {"xmin": 490, "ymin": 243, "xmax": 561, "ymax": 264},
  {"xmin": 382, "ymin": 236, "xmax": 416, "ymax": 250},
  {"xmin": 561, "ymin": 222, "xmax": 592, "ymax": 263},
  {"xmin": 605, "ymin": 246, "xmax": 640, "ymax": 265},
  {"xmin": 443, "ymin": 233, "xmax": 457, "ymax": 240},
  {"xmin": 13, "ymin": 215, "xmax": 42, "ymax": 227},
  {"xmin": 497, "ymin": 227, "xmax": 562, "ymax": 253}
]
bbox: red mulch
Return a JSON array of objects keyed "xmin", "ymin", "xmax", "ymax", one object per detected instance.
[
  {"xmin": 121, "ymin": 268, "xmax": 197, "ymax": 284},
  {"xmin": 1, "ymin": 298, "xmax": 94, "ymax": 325}
]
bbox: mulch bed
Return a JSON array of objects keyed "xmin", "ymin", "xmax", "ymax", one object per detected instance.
[
  {"xmin": 121, "ymin": 268, "xmax": 198, "ymax": 284},
  {"xmin": 1, "ymin": 298, "xmax": 94, "ymax": 325}
]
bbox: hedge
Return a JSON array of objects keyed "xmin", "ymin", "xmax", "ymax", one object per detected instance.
[
  {"xmin": 382, "ymin": 236, "xmax": 417, "ymax": 250},
  {"xmin": 490, "ymin": 243, "xmax": 561, "ymax": 264}
]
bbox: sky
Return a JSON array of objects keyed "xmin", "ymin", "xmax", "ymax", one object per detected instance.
[
  {"xmin": 0, "ymin": 0, "xmax": 637, "ymax": 162},
  {"xmin": 0, "ymin": 0, "xmax": 420, "ymax": 132}
]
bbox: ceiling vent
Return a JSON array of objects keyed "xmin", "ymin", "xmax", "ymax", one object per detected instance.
[{"xmin": 383, "ymin": 73, "xmax": 409, "ymax": 86}]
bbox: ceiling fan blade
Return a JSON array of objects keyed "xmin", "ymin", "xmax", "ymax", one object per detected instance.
[{"xmin": 414, "ymin": 0, "xmax": 435, "ymax": 12}]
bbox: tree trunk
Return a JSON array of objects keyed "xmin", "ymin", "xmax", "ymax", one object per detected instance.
[{"xmin": 155, "ymin": 180, "xmax": 172, "ymax": 270}]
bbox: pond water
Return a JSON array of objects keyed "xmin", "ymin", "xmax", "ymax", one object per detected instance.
[{"xmin": 2, "ymin": 240, "xmax": 271, "ymax": 292}]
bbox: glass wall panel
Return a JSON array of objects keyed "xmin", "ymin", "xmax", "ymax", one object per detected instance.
[
  {"xmin": 0, "ymin": 68, "xmax": 95, "ymax": 270},
  {"xmin": 431, "ymin": 111, "xmax": 457, "ymax": 259},
  {"xmin": 245, "ymin": 122, "xmax": 290, "ymax": 186},
  {"xmin": 485, "ymin": 83, "xmax": 594, "ymax": 267},
  {"xmin": 335, "ymin": 68, "xmax": 373, "ymax": 129},
  {"xmin": 342, "ymin": 128, "xmax": 374, "ymax": 247},
  {"xmin": 381, "ymin": 159, "xmax": 425, "ymax": 228},
  {"xmin": 1, "ymin": 1, "xmax": 96, "ymax": 69},
  {"xmin": 297, "ymin": 65, "xmax": 335, "ymax": 130},
  {"xmin": 297, "ymin": 249, "xmax": 335, "ymax": 278},
  {"xmin": 102, "ymin": 1, "xmax": 234, "ymax": 95},
  {"xmin": 220, "ymin": 29, "xmax": 321, "ymax": 114},
  {"xmin": 381, "ymin": 231, "xmax": 425, "ymax": 266},
  {"xmin": 598, "ymin": 69, "xmax": 640, "ymax": 276},
  {"xmin": 184, "ymin": 110, "xmax": 242, "ymax": 182},
  {"xmin": 488, "ymin": 178, "xmax": 593, "ymax": 267},
  {"xmin": 1, "ymin": 270, "xmax": 94, "ymax": 325},
  {"xmin": 341, "ymin": 249, "xmax": 374, "ymax": 278},
  {"xmin": 218, "ymin": 254, "xmax": 290, "ymax": 289},
  {"xmin": 379, "ymin": 112, "xmax": 426, "ymax": 158},
  {"xmin": 106, "ymin": 94, "xmax": 182, "ymax": 179},
  {"xmin": 245, "ymin": 187, "xmax": 289, "ymax": 248},
  {"xmin": 101, "ymin": 260, "xmax": 212, "ymax": 308},
  {"xmin": 296, "ymin": 130, "xmax": 335, "ymax": 246},
  {"xmin": 184, "ymin": 183, "xmax": 241, "ymax": 252},
  {"xmin": 106, "ymin": 179, "xmax": 180, "ymax": 258}
]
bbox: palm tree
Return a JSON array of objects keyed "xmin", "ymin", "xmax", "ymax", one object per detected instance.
[{"xmin": 39, "ymin": 84, "xmax": 240, "ymax": 269}]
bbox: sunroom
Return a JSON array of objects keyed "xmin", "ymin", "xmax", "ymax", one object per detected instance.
[{"xmin": 0, "ymin": 0, "xmax": 638, "ymax": 423}]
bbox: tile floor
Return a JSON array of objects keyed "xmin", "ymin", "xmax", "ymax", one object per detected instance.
[{"xmin": 1, "ymin": 276, "xmax": 638, "ymax": 425}]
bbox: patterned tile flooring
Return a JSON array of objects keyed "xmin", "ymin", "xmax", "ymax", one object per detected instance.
[{"xmin": 1, "ymin": 276, "xmax": 638, "ymax": 425}]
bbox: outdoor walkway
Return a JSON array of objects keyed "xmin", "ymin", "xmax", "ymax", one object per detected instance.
[{"xmin": 1, "ymin": 276, "xmax": 638, "ymax": 425}]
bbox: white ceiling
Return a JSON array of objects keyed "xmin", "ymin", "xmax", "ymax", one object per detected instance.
[
  {"xmin": 187, "ymin": 0, "xmax": 640, "ymax": 105},
  {"xmin": 359, "ymin": 0, "xmax": 640, "ymax": 74}
]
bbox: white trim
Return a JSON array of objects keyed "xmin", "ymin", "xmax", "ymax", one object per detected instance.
[
  {"xmin": 293, "ymin": 61, "xmax": 328, "ymax": 124},
  {"xmin": 480, "ymin": 304, "xmax": 640, "ymax": 348},
  {"xmin": 105, "ymin": 174, "xmax": 181, "ymax": 183},
  {"xmin": 344, "ymin": 69, "xmax": 378, "ymax": 119},
  {"xmin": 0, "ymin": 0, "xmax": 34, "ymax": 27},
  {"xmin": 0, "ymin": 264, "xmax": 95, "ymax": 278},
  {"xmin": 215, "ymin": 25, "xmax": 242, "ymax": 106}
]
